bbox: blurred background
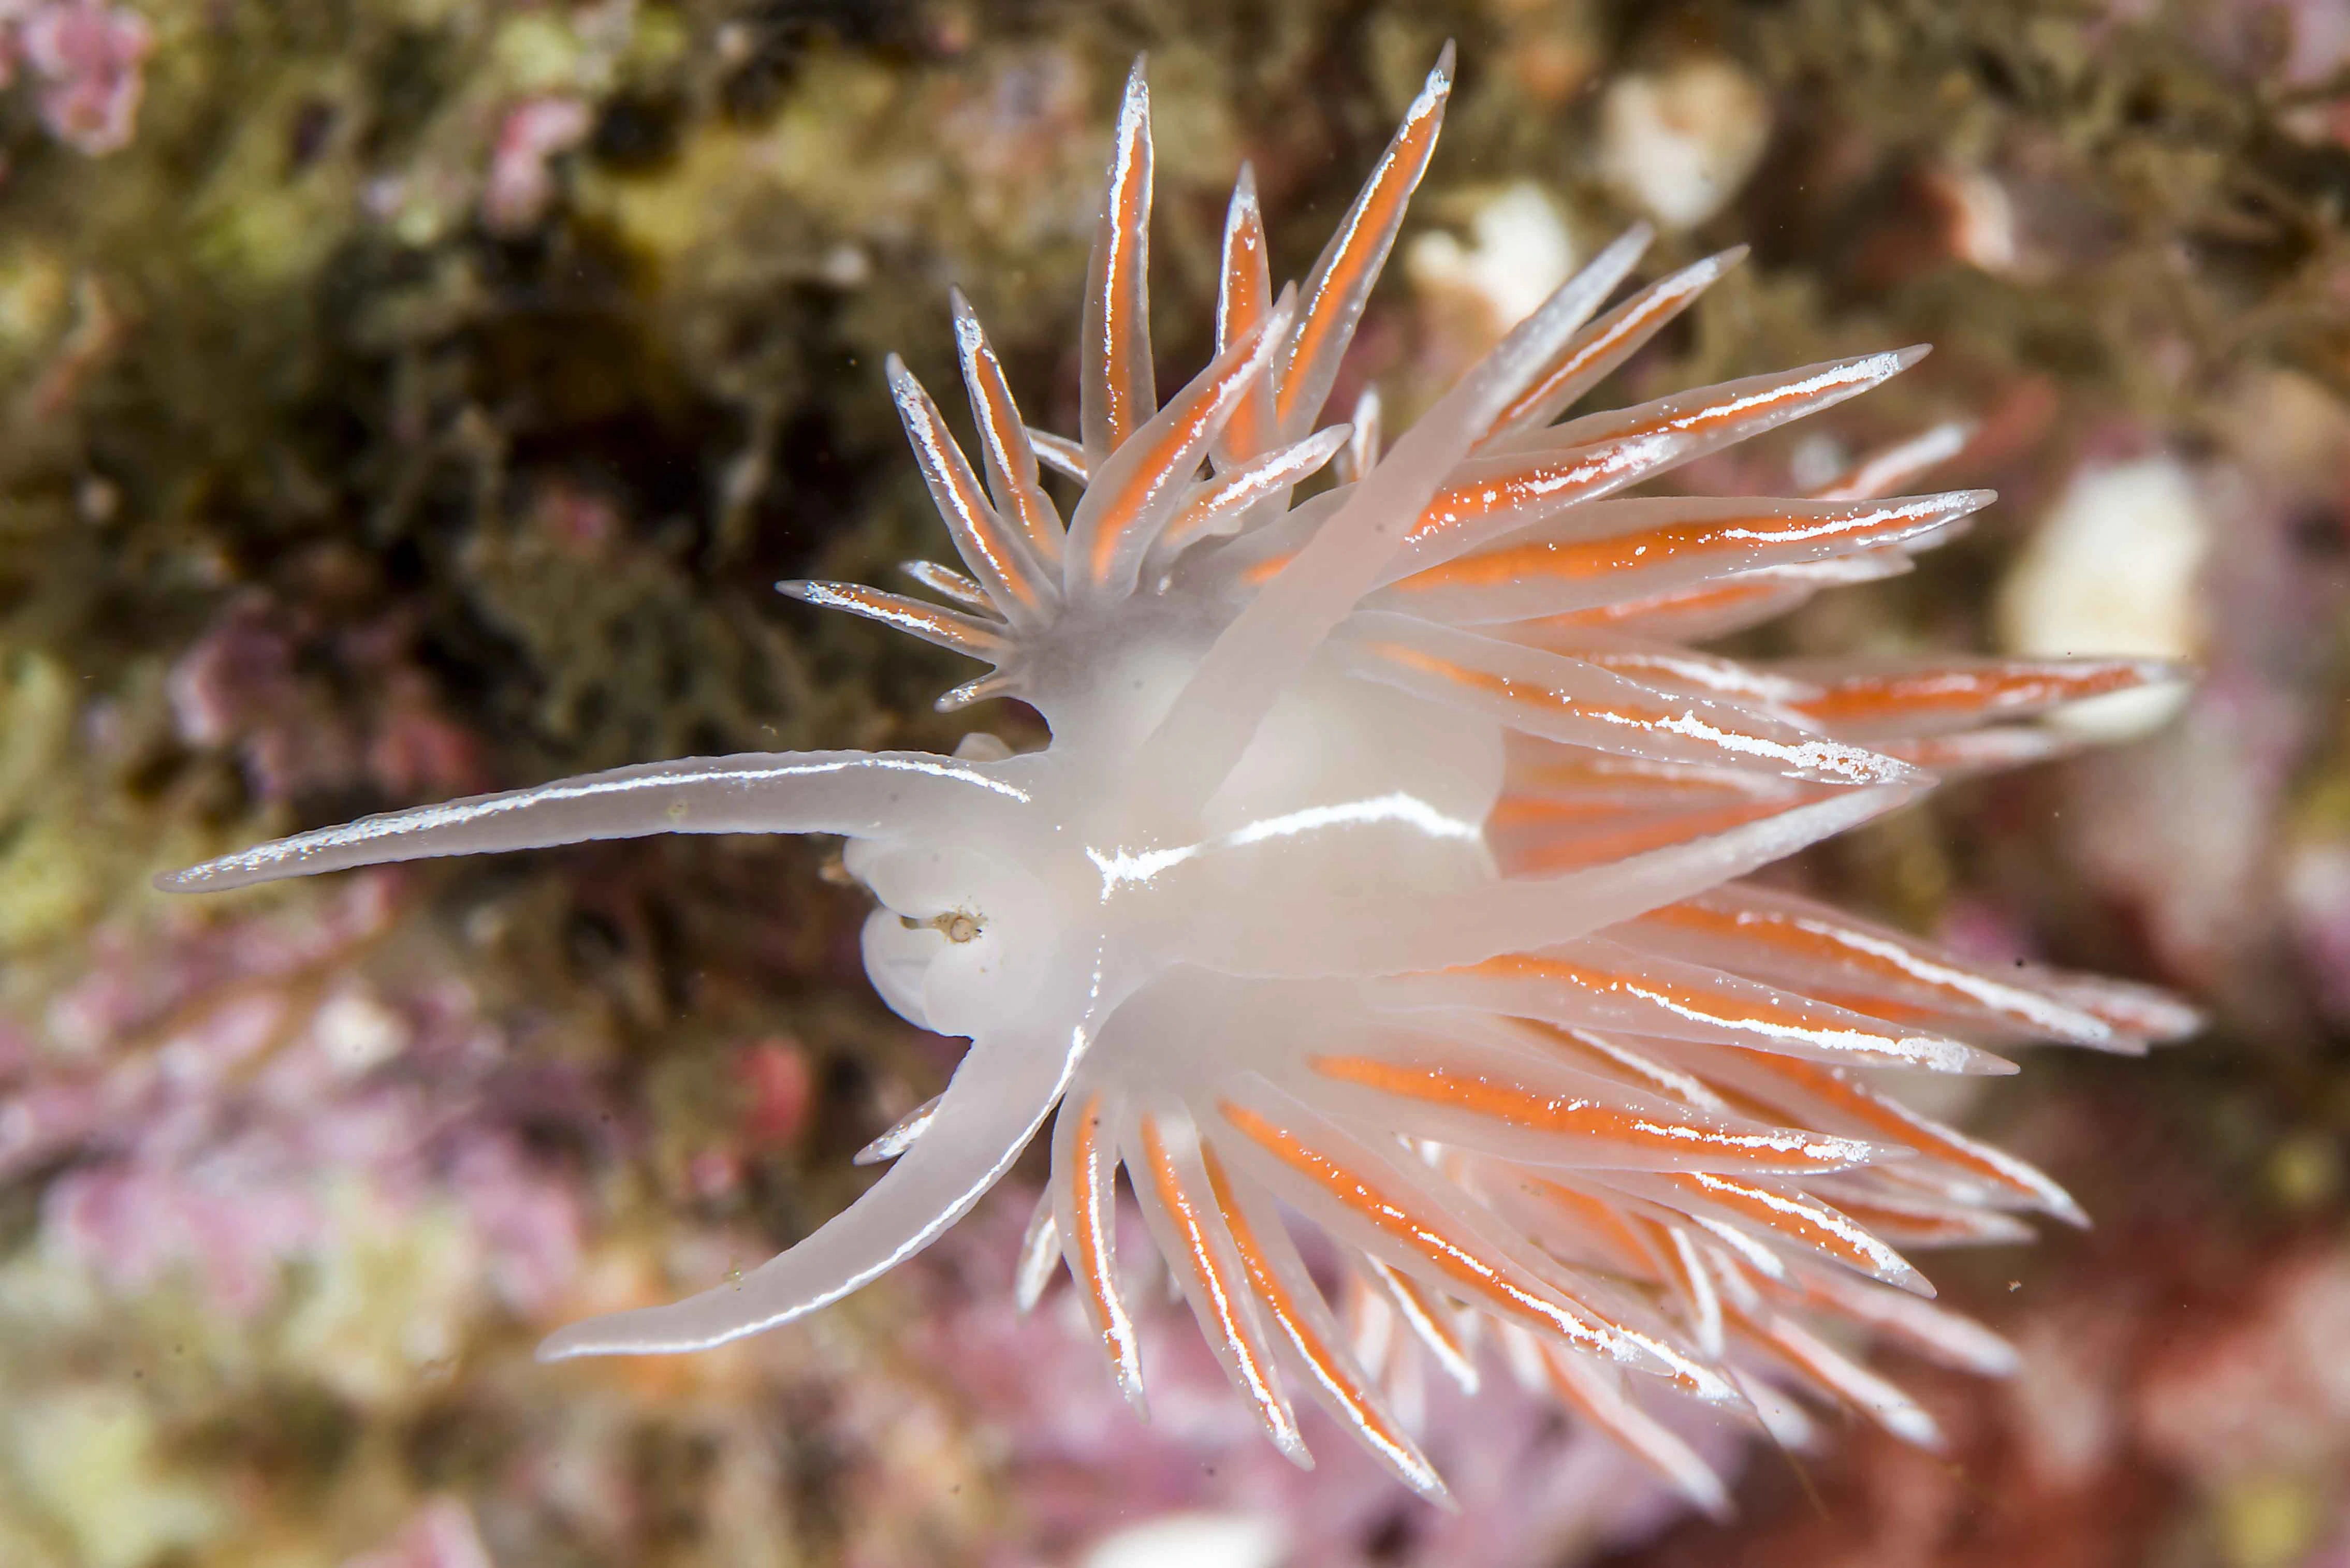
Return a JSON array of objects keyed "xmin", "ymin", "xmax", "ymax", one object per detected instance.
[{"xmin": 0, "ymin": 1, "xmax": 2346, "ymax": 1564}]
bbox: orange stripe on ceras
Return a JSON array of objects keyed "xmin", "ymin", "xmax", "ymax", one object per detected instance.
[
  {"xmin": 1199, "ymin": 1146, "xmax": 1433, "ymax": 1476},
  {"xmin": 1501, "ymin": 798, "xmax": 1796, "ymax": 875},
  {"xmin": 1650, "ymin": 1169, "xmax": 1905, "ymax": 1279},
  {"xmin": 1486, "ymin": 273, "xmax": 1698, "ymax": 435},
  {"xmin": 1367, "ymin": 641, "xmax": 1683, "ymax": 730},
  {"xmin": 1313, "ymin": 1052, "xmax": 1820, "ymax": 1164},
  {"xmin": 1216, "ymin": 184, "xmax": 1275, "ymax": 463},
  {"xmin": 1066, "ymin": 1093, "xmax": 1139, "ymax": 1378},
  {"xmin": 1789, "ymin": 663, "xmax": 2145, "ymax": 726},
  {"xmin": 1137, "ymin": 1115, "xmax": 1293, "ymax": 1439},
  {"xmin": 1530, "ymin": 579, "xmax": 1788, "ymax": 631},
  {"xmin": 1391, "ymin": 502, "xmax": 1929, "ymax": 595},
  {"xmin": 1715, "ymin": 1046, "xmax": 2051, "ymax": 1203},
  {"xmin": 1637, "ymin": 1215, "xmax": 1712, "ymax": 1312},
  {"xmin": 1379, "ymin": 1261, "xmax": 1479, "ymax": 1378},
  {"xmin": 1822, "ymin": 1194, "xmax": 2017, "ymax": 1245},
  {"xmin": 1637, "ymin": 899, "xmax": 2068, "ymax": 1039},
  {"xmin": 1400, "ymin": 452, "xmax": 1624, "ymax": 549},
  {"xmin": 902, "ymin": 384, "xmax": 1039, "ymax": 611},
  {"xmin": 960, "ymin": 329, "xmax": 1061, "ymax": 565},
  {"xmin": 1274, "ymin": 93, "xmax": 1442, "ymax": 432},
  {"xmin": 792, "ymin": 583, "xmax": 1004, "ymax": 656},
  {"xmin": 1520, "ymin": 1175, "xmax": 1657, "ymax": 1274},
  {"xmin": 1505, "ymin": 752, "xmax": 1775, "ymax": 800},
  {"xmin": 1217, "ymin": 1098, "xmax": 1624, "ymax": 1360},
  {"xmin": 1446, "ymin": 949, "xmax": 1878, "ymax": 1049},
  {"xmin": 1098, "ymin": 96, "xmax": 1152, "ymax": 452},
  {"xmin": 1085, "ymin": 350, "xmax": 1262, "ymax": 583}
]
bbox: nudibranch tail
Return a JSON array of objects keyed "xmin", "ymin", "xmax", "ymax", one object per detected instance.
[{"xmin": 158, "ymin": 41, "xmax": 2206, "ymax": 1513}]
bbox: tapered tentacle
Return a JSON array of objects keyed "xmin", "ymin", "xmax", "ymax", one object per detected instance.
[
  {"xmin": 1214, "ymin": 1080, "xmax": 1710, "ymax": 1391},
  {"xmin": 1295, "ymin": 1039, "xmax": 1884, "ymax": 1174},
  {"xmin": 1369, "ymin": 1255, "xmax": 1482, "ymax": 1393},
  {"xmin": 1133, "ymin": 224, "xmax": 1661, "ymax": 820},
  {"xmin": 1505, "ymin": 636, "xmax": 1818, "ymax": 707},
  {"xmin": 1152, "ymin": 427, "xmax": 1351, "ymax": 568},
  {"xmin": 1340, "ymin": 387, "xmax": 1383, "ymax": 482},
  {"xmin": 1338, "ymin": 613, "xmax": 1918, "ymax": 786},
  {"xmin": 1811, "ymin": 421, "xmax": 1973, "ymax": 503},
  {"xmin": 886, "ymin": 356, "xmax": 1056, "ymax": 624},
  {"xmin": 1213, "ymin": 161, "xmax": 1278, "ymax": 470},
  {"xmin": 777, "ymin": 580, "xmax": 1008, "ymax": 658},
  {"xmin": 1028, "ymin": 428, "xmax": 1089, "ymax": 482},
  {"xmin": 1799, "ymin": 1179, "xmax": 2038, "ymax": 1247},
  {"xmin": 899, "ymin": 560, "xmax": 995, "ymax": 612},
  {"xmin": 953, "ymin": 290, "xmax": 1067, "ymax": 569},
  {"xmin": 1628, "ymin": 886, "xmax": 2120, "ymax": 1048},
  {"xmin": 539, "ymin": 1004, "xmax": 1090, "ymax": 1358},
  {"xmin": 1066, "ymin": 294, "xmax": 1295, "ymax": 595},
  {"xmin": 1596, "ymin": 1167, "xmax": 1931, "ymax": 1294},
  {"xmin": 1052, "ymin": 1086, "xmax": 1148, "ymax": 1412},
  {"xmin": 1766, "ymin": 1263, "xmax": 2017, "ymax": 1375},
  {"xmin": 1519, "ymin": 1330, "xmax": 1733, "ymax": 1520},
  {"xmin": 1080, "ymin": 59, "xmax": 1156, "ymax": 465},
  {"xmin": 1480, "ymin": 247, "xmax": 1746, "ymax": 447},
  {"xmin": 1514, "ymin": 348, "xmax": 1931, "ymax": 460},
  {"xmin": 1374, "ymin": 491, "xmax": 1991, "ymax": 619},
  {"xmin": 1729, "ymin": 1301, "xmax": 1944, "ymax": 1447},
  {"xmin": 1128, "ymin": 1105, "xmax": 1310, "ymax": 1462},
  {"xmin": 1274, "ymin": 43, "xmax": 1454, "ymax": 439},
  {"xmin": 1014, "ymin": 1189, "xmax": 1062, "ymax": 1312},
  {"xmin": 1654, "ymin": 1041, "xmax": 2086, "ymax": 1220},
  {"xmin": 1522, "ymin": 553, "xmax": 1918, "ymax": 643},
  {"xmin": 1377, "ymin": 941, "xmax": 2007, "ymax": 1075},
  {"xmin": 1201, "ymin": 1145, "xmax": 1454, "ymax": 1504},
  {"xmin": 155, "ymin": 750, "xmax": 1030, "ymax": 893},
  {"xmin": 853, "ymin": 1093, "xmax": 942, "ymax": 1166},
  {"xmin": 1398, "ymin": 349, "xmax": 1933, "ymax": 576},
  {"xmin": 1780, "ymin": 655, "xmax": 2185, "ymax": 740}
]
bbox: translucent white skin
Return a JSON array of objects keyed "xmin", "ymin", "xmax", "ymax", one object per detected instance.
[{"xmin": 159, "ymin": 46, "xmax": 2197, "ymax": 1508}]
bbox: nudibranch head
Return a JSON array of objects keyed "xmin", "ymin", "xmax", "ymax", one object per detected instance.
[{"xmin": 159, "ymin": 46, "xmax": 2199, "ymax": 1513}]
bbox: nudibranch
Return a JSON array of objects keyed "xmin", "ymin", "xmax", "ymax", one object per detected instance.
[{"xmin": 162, "ymin": 48, "xmax": 2198, "ymax": 1511}]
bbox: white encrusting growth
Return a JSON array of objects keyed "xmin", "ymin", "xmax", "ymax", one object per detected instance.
[{"xmin": 158, "ymin": 48, "xmax": 2199, "ymax": 1513}]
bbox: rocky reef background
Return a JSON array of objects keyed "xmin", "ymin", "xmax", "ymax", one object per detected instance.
[{"xmin": 3, "ymin": 2, "xmax": 2349, "ymax": 1565}]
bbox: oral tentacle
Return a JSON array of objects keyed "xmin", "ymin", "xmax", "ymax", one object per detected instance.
[
  {"xmin": 537, "ymin": 1002, "xmax": 1091, "ymax": 1359},
  {"xmin": 154, "ymin": 751, "xmax": 1030, "ymax": 894}
]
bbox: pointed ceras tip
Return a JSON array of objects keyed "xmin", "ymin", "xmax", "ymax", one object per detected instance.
[{"xmin": 1230, "ymin": 158, "xmax": 1259, "ymax": 214}]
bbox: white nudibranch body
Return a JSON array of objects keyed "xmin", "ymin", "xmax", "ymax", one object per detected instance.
[{"xmin": 160, "ymin": 49, "xmax": 2200, "ymax": 1512}]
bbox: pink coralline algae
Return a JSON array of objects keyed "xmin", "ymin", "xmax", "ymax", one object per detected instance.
[
  {"xmin": 483, "ymin": 95, "xmax": 594, "ymax": 237},
  {"xmin": 343, "ymin": 1497, "xmax": 497, "ymax": 1568},
  {"xmin": 17, "ymin": 874, "xmax": 586, "ymax": 1324},
  {"xmin": 1, "ymin": 0, "xmax": 152, "ymax": 157}
]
